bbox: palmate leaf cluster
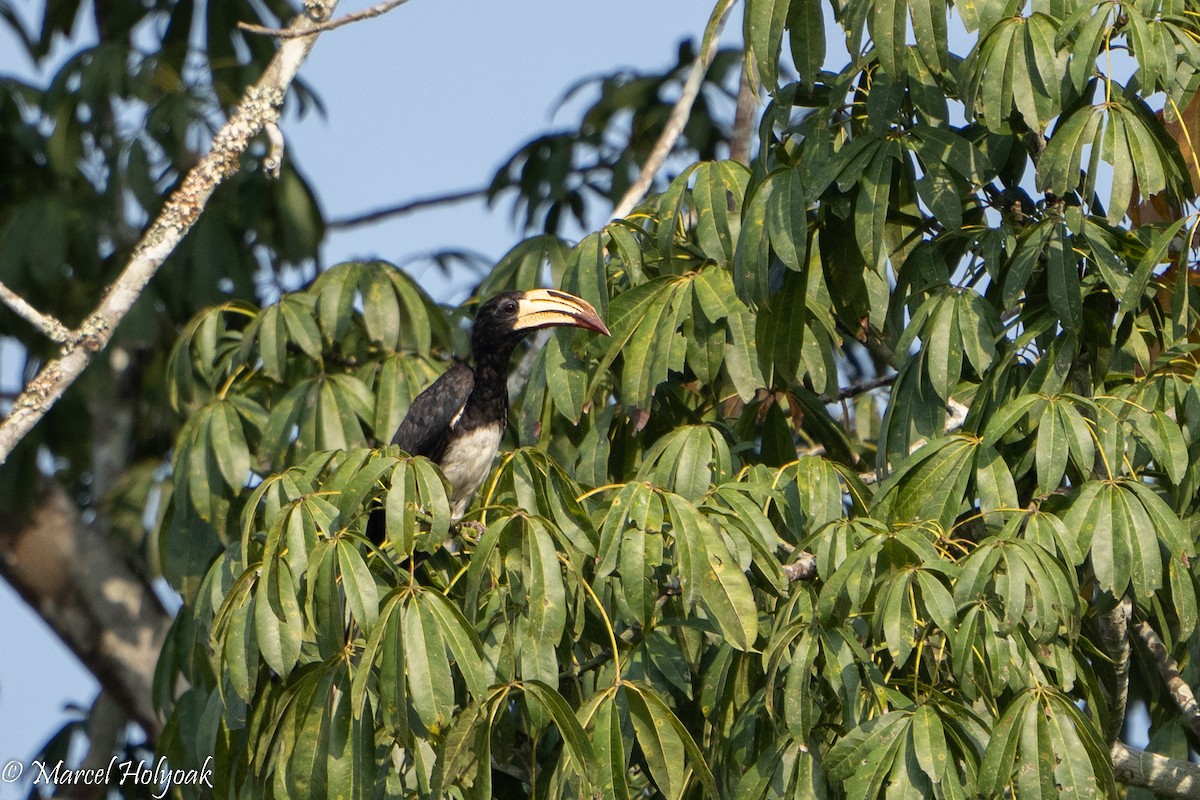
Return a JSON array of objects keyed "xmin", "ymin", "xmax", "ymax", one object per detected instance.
[{"xmin": 156, "ymin": 0, "xmax": 1200, "ymax": 797}]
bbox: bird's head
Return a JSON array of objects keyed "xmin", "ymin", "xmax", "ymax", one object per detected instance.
[{"xmin": 472, "ymin": 289, "xmax": 610, "ymax": 352}]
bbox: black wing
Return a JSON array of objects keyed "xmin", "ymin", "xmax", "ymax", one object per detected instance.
[
  {"xmin": 391, "ymin": 362, "xmax": 474, "ymax": 459},
  {"xmin": 369, "ymin": 362, "xmax": 473, "ymax": 546}
]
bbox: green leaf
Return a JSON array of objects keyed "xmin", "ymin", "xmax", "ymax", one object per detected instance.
[
  {"xmin": 981, "ymin": 393, "xmax": 1044, "ymax": 447},
  {"xmin": 910, "ymin": 705, "xmax": 949, "ymax": 783},
  {"xmin": 745, "ymin": 0, "xmax": 790, "ymax": 91},
  {"xmin": 626, "ymin": 683, "xmax": 687, "ymax": 800},
  {"xmin": 544, "ymin": 330, "xmax": 588, "ymax": 424},
  {"xmin": 385, "ymin": 460, "xmax": 417, "ymax": 557},
  {"xmin": 869, "ymin": 0, "xmax": 909, "ymax": 78},
  {"xmin": 977, "ymin": 691, "xmax": 1032, "ymax": 796},
  {"xmin": 856, "ymin": 142, "xmax": 899, "ymax": 269},
  {"xmin": 765, "ymin": 166, "xmax": 809, "ymax": 272},
  {"xmin": 924, "ymin": 292, "xmax": 964, "ymax": 401},
  {"xmin": 697, "ymin": 509, "xmax": 759, "ymax": 650},
  {"xmin": 522, "ymin": 680, "xmax": 595, "ymax": 782},
  {"xmin": 590, "ymin": 691, "xmax": 632, "ymax": 800},
  {"xmin": 403, "ymin": 597, "xmax": 454, "ymax": 732},
  {"xmin": 522, "ymin": 519, "xmax": 567, "ymax": 687},
  {"xmin": 826, "ymin": 710, "xmax": 912, "ymax": 781},
  {"xmin": 416, "ymin": 590, "xmax": 489, "ymax": 698},
  {"xmin": 1035, "ymin": 399, "xmax": 1068, "ymax": 495},
  {"xmin": 788, "ymin": 0, "xmax": 826, "ymax": 83},
  {"xmin": 1045, "ymin": 222, "xmax": 1082, "ymax": 333},
  {"xmin": 210, "ymin": 400, "xmax": 251, "ymax": 492},
  {"xmin": 336, "ymin": 539, "xmax": 378, "ymax": 634},
  {"xmin": 254, "ymin": 561, "xmax": 303, "ymax": 677},
  {"xmin": 625, "ymin": 683, "xmax": 717, "ymax": 798}
]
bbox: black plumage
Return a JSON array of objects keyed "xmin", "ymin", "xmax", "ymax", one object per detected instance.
[{"xmin": 368, "ymin": 289, "xmax": 609, "ymax": 548}]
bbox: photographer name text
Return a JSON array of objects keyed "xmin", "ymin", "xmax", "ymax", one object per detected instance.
[{"xmin": 1, "ymin": 756, "xmax": 213, "ymax": 798}]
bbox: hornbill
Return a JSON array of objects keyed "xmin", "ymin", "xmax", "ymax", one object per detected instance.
[{"xmin": 367, "ymin": 289, "xmax": 610, "ymax": 547}]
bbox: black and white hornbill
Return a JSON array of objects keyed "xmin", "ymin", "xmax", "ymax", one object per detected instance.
[{"xmin": 368, "ymin": 289, "xmax": 610, "ymax": 546}]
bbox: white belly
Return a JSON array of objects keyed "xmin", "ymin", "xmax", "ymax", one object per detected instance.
[{"xmin": 439, "ymin": 424, "xmax": 504, "ymax": 518}]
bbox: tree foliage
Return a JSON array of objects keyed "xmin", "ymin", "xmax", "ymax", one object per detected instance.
[
  {"xmin": 0, "ymin": 0, "xmax": 323, "ymax": 519},
  {"xmin": 7, "ymin": 0, "xmax": 1200, "ymax": 796}
]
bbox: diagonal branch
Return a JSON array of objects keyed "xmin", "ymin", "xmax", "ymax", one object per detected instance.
[
  {"xmin": 0, "ymin": 0, "xmax": 340, "ymax": 467},
  {"xmin": 608, "ymin": 0, "xmax": 736, "ymax": 221},
  {"xmin": 1134, "ymin": 618, "xmax": 1200, "ymax": 739}
]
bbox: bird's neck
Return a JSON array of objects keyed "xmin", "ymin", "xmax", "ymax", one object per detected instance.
[{"xmin": 465, "ymin": 339, "xmax": 520, "ymax": 422}]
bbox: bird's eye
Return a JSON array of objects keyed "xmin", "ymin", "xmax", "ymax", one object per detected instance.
[{"xmin": 501, "ymin": 300, "xmax": 518, "ymax": 315}]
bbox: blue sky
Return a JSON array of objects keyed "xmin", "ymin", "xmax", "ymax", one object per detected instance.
[{"xmin": 0, "ymin": 0, "xmax": 744, "ymax": 776}]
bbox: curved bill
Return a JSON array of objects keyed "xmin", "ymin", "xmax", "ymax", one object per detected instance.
[{"xmin": 512, "ymin": 289, "xmax": 611, "ymax": 336}]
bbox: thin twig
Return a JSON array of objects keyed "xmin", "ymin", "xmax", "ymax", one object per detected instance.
[
  {"xmin": 0, "ymin": 1, "xmax": 339, "ymax": 465},
  {"xmin": 328, "ymin": 187, "xmax": 488, "ymax": 229},
  {"xmin": 1134, "ymin": 618, "xmax": 1200, "ymax": 739},
  {"xmin": 0, "ymin": 279, "xmax": 71, "ymax": 343},
  {"xmin": 239, "ymin": 0, "xmax": 412, "ymax": 39},
  {"xmin": 609, "ymin": 0, "xmax": 737, "ymax": 221}
]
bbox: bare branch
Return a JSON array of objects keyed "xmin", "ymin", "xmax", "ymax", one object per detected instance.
[
  {"xmin": 328, "ymin": 187, "xmax": 489, "ymax": 229},
  {"xmin": 0, "ymin": 279, "xmax": 71, "ymax": 343},
  {"xmin": 609, "ymin": 0, "xmax": 737, "ymax": 221},
  {"xmin": 1135, "ymin": 618, "xmax": 1200, "ymax": 739},
  {"xmin": 239, "ymin": 0, "xmax": 413, "ymax": 39},
  {"xmin": 0, "ymin": 1, "xmax": 340, "ymax": 467},
  {"xmin": 1112, "ymin": 742, "xmax": 1200, "ymax": 799}
]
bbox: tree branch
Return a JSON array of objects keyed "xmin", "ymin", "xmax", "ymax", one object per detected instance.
[
  {"xmin": 729, "ymin": 58, "xmax": 757, "ymax": 166},
  {"xmin": 817, "ymin": 374, "xmax": 896, "ymax": 405},
  {"xmin": 0, "ymin": 0, "xmax": 340, "ymax": 467},
  {"xmin": 1098, "ymin": 596, "xmax": 1132, "ymax": 746},
  {"xmin": 609, "ymin": 0, "xmax": 736, "ymax": 221},
  {"xmin": 1093, "ymin": 603, "xmax": 1200, "ymax": 798},
  {"xmin": 1112, "ymin": 742, "xmax": 1200, "ymax": 799},
  {"xmin": 0, "ymin": 479, "xmax": 170, "ymax": 739},
  {"xmin": 0, "ymin": 279, "xmax": 71, "ymax": 343},
  {"xmin": 783, "ymin": 552, "xmax": 817, "ymax": 582},
  {"xmin": 1134, "ymin": 618, "xmax": 1200, "ymax": 739},
  {"xmin": 328, "ymin": 187, "xmax": 488, "ymax": 229},
  {"xmin": 239, "ymin": 0, "xmax": 412, "ymax": 39}
]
